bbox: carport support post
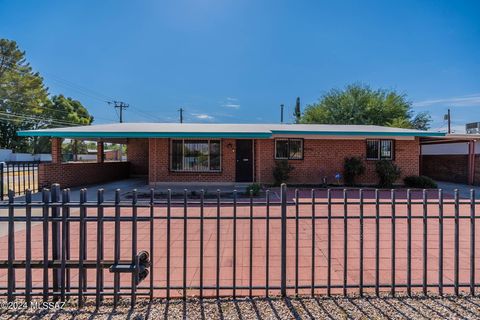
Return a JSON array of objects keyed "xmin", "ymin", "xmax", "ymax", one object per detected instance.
[
  {"xmin": 468, "ymin": 140, "xmax": 476, "ymax": 185},
  {"xmin": 51, "ymin": 184, "xmax": 61, "ymax": 300},
  {"xmin": 51, "ymin": 138, "xmax": 63, "ymax": 164},
  {"xmin": 280, "ymin": 183, "xmax": 287, "ymax": 297},
  {"xmin": 97, "ymin": 141, "xmax": 104, "ymax": 163}
]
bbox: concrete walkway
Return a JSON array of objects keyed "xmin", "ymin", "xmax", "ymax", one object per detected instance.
[{"xmin": 436, "ymin": 180, "xmax": 480, "ymax": 198}]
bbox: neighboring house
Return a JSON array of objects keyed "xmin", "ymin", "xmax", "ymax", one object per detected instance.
[
  {"xmin": 18, "ymin": 123, "xmax": 445, "ymax": 188},
  {"xmin": 0, "ymin": 149, "xmax": 52, "ymax": 162}
]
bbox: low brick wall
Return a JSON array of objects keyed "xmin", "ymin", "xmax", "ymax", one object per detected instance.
[
  {"xmin": 421, "ymin": 155, "xmax": 469, "ymax": 184},
  {"xmin": 38, "ymin": 162, "xmax": 131, "ymax": 189}
]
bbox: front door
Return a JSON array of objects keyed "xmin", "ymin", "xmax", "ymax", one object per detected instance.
[{"xmin": 235, "ymin": 140, "xmax": 253, "ymax": 182}]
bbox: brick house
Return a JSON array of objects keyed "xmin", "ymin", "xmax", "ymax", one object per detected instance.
[{"xmin": 18, "ymin": 123, "xmax": 445, "ymax": 188}]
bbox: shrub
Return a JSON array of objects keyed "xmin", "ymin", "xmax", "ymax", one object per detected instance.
[
  {"xmin": 246, "ymin": 183, "xmax": 262, "ymax": 196},
  {"xmin": 273, "ymin": 160, "xmax": 294, "ymax": 186},
  {"xmin": 375, "ymin": 160, "xmax": 401, "ymax": 188},
  {"xmin": 343, "ymin": 157, "xmax": 365, "ymax": 186},
  {"xmin": 404, "ymin": 175, "xmax": 438, "ymax": 189}
]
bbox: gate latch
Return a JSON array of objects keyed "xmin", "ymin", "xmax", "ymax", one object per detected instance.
[{"xmin": 109, "ymin": 251, "xmax": 150, "ymax": 285}]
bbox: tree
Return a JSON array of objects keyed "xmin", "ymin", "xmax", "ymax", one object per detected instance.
[
  {"xmin": 32, "ymin": 95, "xmax": 94, "ymax": 153},
  {"xmin": 0, "ymin": 39, "xmax": 49, "ymax": 151},
  {"xmin": 0, "ymin": 38, "xmax": 94, "ymax": 152},
  {"xmin": 300, "ymin": 84, "xmax": 431, "ymax": 130},
  {"xmin": 293, "ymin": 97, "xmax": 301, "ymax": 123}
]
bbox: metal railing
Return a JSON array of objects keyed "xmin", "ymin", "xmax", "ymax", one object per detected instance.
[
  {"xmin": 0, "ymin": 184, "xmax": 478, "ymax": 308},
  {"xmin": 0, "ymin": 161, "xmax": 40, "ymax": 199}
]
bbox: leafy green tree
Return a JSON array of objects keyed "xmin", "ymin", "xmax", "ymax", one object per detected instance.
[
  {"xmin": 300, "ymin": 84, "xmax": 431, "ymax": 130},
  {"xmin": 33, "ymin": 95, "xmax": 94, "ymax": 153},
  {"xmin": 0, "ymin": 38, "xmax": 94, "ymax": 152}
]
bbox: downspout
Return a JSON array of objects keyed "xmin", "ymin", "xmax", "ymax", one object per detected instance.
[{"xmin": 468, "ymin": 140, "xmax": 475, "ymax": 185}]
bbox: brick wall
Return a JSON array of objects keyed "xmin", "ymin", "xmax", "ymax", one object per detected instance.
[
  {"xmin": 148, "ymin": 137, "xmax": 420, "ymax": 185},
  {"xmin": 256, "ymin": 138, "xmax": 420, "ymax": 185},
  {"xmin": 421, "ymin": 155, "xmax": 469, "ymax": 184},
  {"xmin": 148, "ymin": 138, "xmax": 236, "ymax": 184},
  {"xmin": 127, "ymin": 138, "xmax": 149, "ymax": 175},
  {"xmin": 38, "ymin": 162, "xmax": 130, "ymax": 189},
  {"xmin": 474, "ymin": 155, "xmax": 480, "ymax": 185}
]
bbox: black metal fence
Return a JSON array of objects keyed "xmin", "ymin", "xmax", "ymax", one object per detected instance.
[
  {"xmin": 0, "ymin": 184, "xmax": 478, "ymax": 308},
  {"xmin": 0, "ymin": 161, "xmax": 40, "ymax": 200}
]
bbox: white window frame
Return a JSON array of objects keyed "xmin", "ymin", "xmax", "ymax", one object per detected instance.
[{"xmin": 170, "ymin": 139, "xmax": 222, "ymax": 172}]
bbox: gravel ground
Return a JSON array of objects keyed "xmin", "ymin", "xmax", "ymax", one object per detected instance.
[{"xmin": 2, "ymin": 294, "xmax": 480, "ymax": 319}]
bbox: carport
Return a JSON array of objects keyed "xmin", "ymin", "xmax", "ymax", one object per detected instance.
[{"xmin": 421, "ymin": 134, "xmax": 480, "ymax": 185}]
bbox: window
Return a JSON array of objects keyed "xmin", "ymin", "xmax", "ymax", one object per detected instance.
[
  {"xmin": 275, "ymin": 139, "xmax": 303, "ymax": 160},
  {"xmin": 366, "ymin": 139, "xmax": 393, "ymax": 160},
  {"xmin": 171, "ymin": 140, "xmax": 221, "ymax": 172}
]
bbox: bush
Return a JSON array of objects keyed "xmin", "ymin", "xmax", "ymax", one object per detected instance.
[
  {"xmin": 343, "ymin": 157, "xmax": 365, "ymax": 186},
  {"xmin": 375, "ymin": 160, "xmax": 401, "ymax": 188},
  {"xmin": 246, "ymin": 183, "xmax": 262, "ymax": 196},
  {"xmin": 273, "ymin": 160, "xmax": 294, "ymax": 186},
  {"xmin": 404, "ymin": 175, "xmax": 438, "ymax": 189}
]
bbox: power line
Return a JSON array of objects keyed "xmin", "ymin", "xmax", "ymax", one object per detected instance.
[
  {"xmin": 0, "ymin": 114, "xmax": 80, "ymax": 127},
  {"xmin": 129, "ymin": 105, "xmax": 164, "ymax": 122},
  {"xmin": 0, "ymin": 63, "xmax": 114, "ymax": 102},
  {"xmin": 0, "ymin": 111, "xmax": 83, "ymax": 126},
  {"xmin": 0, "ymin": 117, "xmax": 75, "ymax": 128},
  {"xmin": 0, "ymin": 97, "xmax": 116, "ymax": 123},
  {"xmin": 2, "ymin": 63, "xmax": 164, "ymax": 123}
]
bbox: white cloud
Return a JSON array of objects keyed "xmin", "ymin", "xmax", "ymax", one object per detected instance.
[
  {"xmin": 192, "ymin": 113, "xmax": 214, "ymax": 120},
  {"xmin": 221, "ymin": 97, "xmax": 240, "ymax": 109},
  {"xmin": 413, "ymin": 94, "xmax": 480, "ymax": 107},
  {"xmin": 222, "ymin": 103, "xmax": 240, "ymax": 109}
]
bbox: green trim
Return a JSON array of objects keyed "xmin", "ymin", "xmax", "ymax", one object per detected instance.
[
  {"xmin": 17, "ymin": 129, "xmax": 446, "ymax": 138},
  {"xmin": 271, "ymin": 130, "xmax": 446, "ymax": 137},
  {"xmin": 17, "ymin": 131, "xmax": 273, "ymax": 139}
]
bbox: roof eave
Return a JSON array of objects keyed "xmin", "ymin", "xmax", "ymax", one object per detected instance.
[
  {"xmin": 271, "ymin": 130, "xmax": 445, "ymax": 137},
  {"xmin": 17, "ymin": 131, "xmax": 273, "ymax": 139}
]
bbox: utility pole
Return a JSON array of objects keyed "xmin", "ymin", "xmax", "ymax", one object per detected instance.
[
  {"xmin": 109, "ymin": 101, "xmax": 129, "ymax": 123},
  {"xmin": 178, "ymin": 108, "xmax": 184, "ymax": 123},
  {"xmin": 447, "ymin": 108, "xmax": 451, "ymax": 134},
  {"xmin": 444, "ymin": 108, "xmax": 451, "ymax": 133},
  {"xmin": 280, "ymin": 104, "xmax": 284, "ymax": 123}
]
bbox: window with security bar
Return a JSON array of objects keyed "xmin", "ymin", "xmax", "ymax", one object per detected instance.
[{"xmin": 366, "ymin": 139, "xmax": 394, "ymax": 160}]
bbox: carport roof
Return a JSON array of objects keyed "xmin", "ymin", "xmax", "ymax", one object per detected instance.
[{"xmin": 17, "ymin": 122, "xmax": 447, "ymax": 139}]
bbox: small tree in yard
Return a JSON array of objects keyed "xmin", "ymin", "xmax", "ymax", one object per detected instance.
[
  {"xmin": 343, "ymin": 157, "xmax": 365, "ymax": 186},
  {"xmin": 375, "ymin": 160, "xmax": 401, "ymax": 188},
  {"xmin": 273, "ymin": 160, "xmax": 294, "ymax": 186}
]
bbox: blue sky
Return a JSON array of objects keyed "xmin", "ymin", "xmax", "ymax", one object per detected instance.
[{"xmin": 1, "ymin": 0, "xmax": 479, "ymax": 132}]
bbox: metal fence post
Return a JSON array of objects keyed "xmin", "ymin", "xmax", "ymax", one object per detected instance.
[
  {"xmin": 7, "ymin": 190, "xmax": 15, "ymax": 302},
  {"xmin": 280, "ymin": 183, "xmax": 287, "ymax": 297},
  {"xmin": 0, "ymin": 162, "xmax": 4, "ymax": 201},
  {"xmin": 51, "ymin": 184, "xmax": 61, "ymax": 301}
]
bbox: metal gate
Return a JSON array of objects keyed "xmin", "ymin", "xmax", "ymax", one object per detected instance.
[{"xmin": 0, "ymin": 184, "xmax": 478, "ymax": 308}]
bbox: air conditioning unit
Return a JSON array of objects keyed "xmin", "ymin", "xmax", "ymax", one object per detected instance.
[{"xmin": 466, "ymin": 122, "xmax": 480, "ymax": 134}]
